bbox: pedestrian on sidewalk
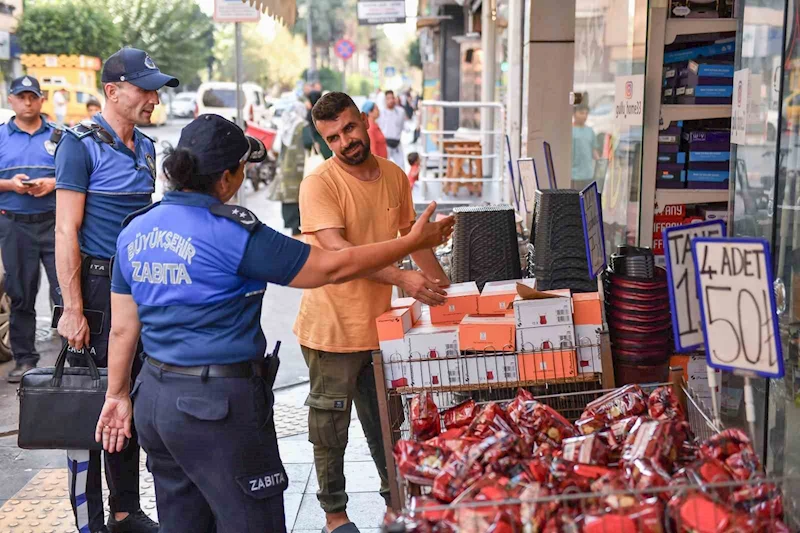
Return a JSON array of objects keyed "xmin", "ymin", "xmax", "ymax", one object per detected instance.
[
  {"xmin": 0, "ymin": 75, "xmax": 59, "ymax": 383},
  {"xmin": 295, "ymin": 92, "xmax": 451, "ymax": 533},
  {"xmin": 52, "ymin": 88, "xmax": 67, "ymax": 128},
  {"xmin": 93, "ymin": 113, "xmax": 454, "ymax": 533},
  {"xmin": 377, "ymin": 90, "xmax": 407, "ymax": 170},
  {"xmin": 54, "ymin": 47, "xmax": 178, "ymax": 533},
  {"xmin": 361, "ymin": 100, "xmax": 387, "ymax": 159}
]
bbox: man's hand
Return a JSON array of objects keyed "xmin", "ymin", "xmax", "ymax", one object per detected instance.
[
  {"xmin": 95, "ymin": 393, "xmax": 133, "ymax": 453},
  {"xmin": 408, "ymin": 202, "xmax": 455, "ymax": 251},
  {"xmin": 57, "ymin": 308, "xmax": 90, "ymax": 351},
  {"xmin": 26, "ymin": 178, "xmax": 55, "ymax": 198},
  {"xmin": 9, "ymin": 174, "xmax": 31, "ymax": 194},
  {"xmin": 400, "ymin": 270, "xmax": 447, "ymax": 306}
]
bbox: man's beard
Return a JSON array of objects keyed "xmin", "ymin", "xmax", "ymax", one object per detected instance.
[{"xmin": 339, "ymin": 138, "xmax": 371, "ymax": 165}]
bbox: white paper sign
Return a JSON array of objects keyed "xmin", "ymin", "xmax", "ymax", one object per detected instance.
[
  {"xmin": 614, "ymin": 75, "xmax": 645, "ymax": 127},
  {"xmin": 692, "ymin": 238, "xmax": 784, "ymax": 378},
  {"xmin": 214, "ymin": 0, "xmax": 260, "ymax": 22},
  {"xmin": 357, "ymin": 1, "xmax": 407, "ymax": 25},
  {"xmin": 664, "ymin": 221, "xmax": 726, "ymax": 352},
  {"xmin": 579, "ymin": 181, "xmax": 606, "ymax": 279},
  {"xmin": 688, "ymin": 354, "xmax": 721, "ymax": 408},
  {"xmin": 731, "ymin": 68, "xmax": 749, "ymax": 145}
]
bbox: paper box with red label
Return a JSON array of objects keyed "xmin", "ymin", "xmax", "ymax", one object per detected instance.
[
  {"xmin": 514, "ymin": 290, "xmax": 573, "ymax": 329},
  {"xmin": 376, "ymin": 308, "xmax": 413, "ymax": 342},
  {"xmin": 391, "ymin": 297, "xmax": 423, "ymax": 324},
  {"xmin": 460, "ymin": 353, "xmax": 520, "ymax": 384},
  {"xmin": 406, "ymin": 323, "xmax": 460, "ymax": 361},
  {"xmin": 575, "ymin": 324, "xmax": 602, "ymax": 374},
  {"xmin": 573, "ymin": 292, "xmax": 602, "ymax": 325},
  {"xmin": 459, "ymin": 315, "xmax": 516, "ymax": 352},
  {"xmin": 382, "ymin": 356, "xmax": 415, "ymax": 389},
  {"xmin": 429, "ymin": 282, "xmax": 480, "ymax": 325},
  {"xmin": 517, "ymin": 350, "xmax": 578, "ymax": 381},
  {"xmin": 478, "ymin": 279, "xmax": 536, "ymax": 315},
  {"xmin": 516, "ymin": 324, "xmax": 576, "ymax": 351}
]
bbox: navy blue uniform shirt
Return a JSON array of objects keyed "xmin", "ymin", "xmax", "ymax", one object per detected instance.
[
  {"xmin": 0, "ymin": 116, "xmax": 56, "ymax": 214},
  {"xmin": 55, "ymin": 114, "xmax": 156, "ymax": 259},
  {"xmin": 111, "ymin": 191, "xmax": 310, "ymax": 366}
]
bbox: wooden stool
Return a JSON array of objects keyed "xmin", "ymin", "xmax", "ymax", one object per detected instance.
[{"xmin": 442, "ymin": 141, "xmax": 483, "ymax": 196}]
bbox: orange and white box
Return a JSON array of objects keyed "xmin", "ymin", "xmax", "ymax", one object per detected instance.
[
  {"xmin": 516, "ymin": 324, "xmax": 576, "ymax": 352},
  {"xmin": 406, "ymin": 323, "xmax": 460, "ymax": 361},
  {"xmin": 459, "ymin": 315, "xmax": 516, "ymax": 352},
  {"xmin": 461, "ymin": 353, "xmax": 520, "ymax": 384},
  {"xmin": 514, "ymin": 290, "xmax": 573, "ymax": 329},
  {"xmin": 572, "ymin": 292, "xmax": 602, "ymax": 326},
  {"xmin": 517, "ymin": 350, "xmax": 578, "ymax": 381},
  {"xmin": 575, "ymin": 325, "xmax": 602, "ymax": 374},
  {"xmin": 478, "ymin": 279, "xmax": 536, "ymax": 315},
  {"xmin": 429, "ymin": 282, "xmax": 480, "ymax": 325},
  {"xmin": 376, "ymin": 308, "xmax": 413, "ymax": 342},
  {"xmin": 391, "ymin": 297, "xmax": 423, "ymax": 324}
]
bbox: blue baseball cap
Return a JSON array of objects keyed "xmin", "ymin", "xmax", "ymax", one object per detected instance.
[
  {"xmin": 9, "ymin": 76, "xmax": 42, "ymax": 97},
  {"xmin": 362, "ymin": 100, "xmax": 376, "ymax": 113},
  {"xmin": 101, "ymin": 48, "xmax": 179, "ymax": 91},
  {"xmin": 178, "ymin": 115, "xmax": 266, "ymax": 175}
]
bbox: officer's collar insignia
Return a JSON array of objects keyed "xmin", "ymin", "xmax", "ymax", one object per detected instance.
[
  {"xmin": 44, "ymin": 140, "xmax": 56, "ymax": 155},
  {"xmin": 145, "ymin": 153, "xmax": 156, "ymax": 179},
  {"xmin": 209, "ymin": 204, "xmax": 260, "ymax": 232},
  {"xmin": 144, "ymin": 56, "xmax": 157, "ymax": 70},
  {"xmin": 21, "ymin": 77, "xmax": 32, "ymax": 87}
]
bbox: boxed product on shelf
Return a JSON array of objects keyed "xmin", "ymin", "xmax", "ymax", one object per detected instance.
[
  {"xmin": 461, "ymin": 353, "xmax": 520, "ymax": 384},
  {"xmin": 669, "ymin": 0, "xmax": 721, "ymax": 18},
  {"xmin": 575, "ymin": 324, "xmax": 602, "ymax": 374},
  {"xmin": 657, "ymin": 142, "xmax": 680, "ymax": 154},
  {"xmin": 680, "ymin": 61, "xmax": 734, "ymax": 86},
  {"xmin": 516, "ymin": 323, "xmax": 576, "ymax": 351},
  {"xmin": 478, "ymin": 278, "xmax": 536, "ymax": 315},
  {"xmin": 406, "ymin": 323, "xmax": 460, "ymax": 361},
  {"xmin": 684, "ymin": 215, "xmax": 705, "ymax": 225},
  {"xmin": 517, "ymin": 349, "xmax": 578, "ymax": 380},
  {"xmin": 677, "ymin": 85, "xmax": 733, "ymax": 105},
  {"xmin": 376, "ymin": 308, "xmax": 413, "ymax": 342},
  {"xmin": 663, "ymin": 86, "xmax": 676, "ymax": 104},
  {"xmin": 683, "ymin": 129, "xmax": 731, "ymax": 144},
  {"xmin": 459, "ymin": 315, "xmax": 516, "ymax": 352},
  {"xmin": 686, "ymin": 169, "xmax": 729, "ymax": 189},
  {"xmin": 701, "ymin": 205, "xmax": 728, "ymax": 221},
  {"xmin": 663, "ymin": 40, "xmax": 735, "ymax": 64},
  {"xmin": 513, "ymin": 289, "xmax": 573, "ymax": 329},
  {"xmin": 391, "ymin": 297, "xmax": 423, "ymax": 324},
  {"xmin": 657, "ymin": 151, "xmax": 686, "ymax": 164},
  {"xmin": 686, "ymin": 150, "xmax": 731, "ymax": 170},
  {"xmin": 429, "ymin": 281, "xmax": 480, "ymax": 325},
  {"xmin": 658, "ymin": 132, "xmax": 681, "ymax": 145},
  {"xmin": 656, "ymin": 169, "xmax": 686, "ymax": 189}
]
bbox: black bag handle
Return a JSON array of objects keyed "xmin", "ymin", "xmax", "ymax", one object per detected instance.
[{"xmin": 51, "ymin": 343, "xmax": 103, "ymax": 388}]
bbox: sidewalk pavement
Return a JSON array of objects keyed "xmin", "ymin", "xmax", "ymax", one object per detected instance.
[{"xmin": 0, "ymin": 380, "xmax": 387, "ymax": 533}]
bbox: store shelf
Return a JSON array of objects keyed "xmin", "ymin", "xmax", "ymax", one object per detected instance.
[
  {"xmin": 661, "ymin": 104, "xmax": 732, "ymax": 124},
  {"xmin": 665, "ymin": 18, "xmax": 739, "ymax": 44},
  {"xmin": 656, "ymin": 189, "xmax": 730, "ymax": 205}
]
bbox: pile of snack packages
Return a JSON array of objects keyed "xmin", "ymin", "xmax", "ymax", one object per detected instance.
[{"xmin": 386, "ymin": 384, "xmax": 787, "ymax": 532}]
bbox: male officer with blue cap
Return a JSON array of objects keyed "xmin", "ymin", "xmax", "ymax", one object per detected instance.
[
  {"xmin": 0, "ymin": 75, "xmax": 60, "ymax": 383},
  {"xmin": 54, "ymin": 47, "xmax": 178, "ymax": 533}
]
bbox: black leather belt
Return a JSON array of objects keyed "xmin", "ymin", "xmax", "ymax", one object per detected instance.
[
  {"xmin": 146, "ymin": 355, "xmax": 265, "ymax": 378},
  {"xmin": 83, "ymin": 256, "xmax": 112, "ymax": 278},
  {"xmin": 0, "ymin": 210, "xmax": 55, "ymax": 223}
]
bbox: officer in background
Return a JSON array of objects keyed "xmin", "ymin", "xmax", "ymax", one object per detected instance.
[
  {"xmin": 93, "ymin": 114, "xmax": 454, "ymax": 533},
  {"xmin": 0, "ymin": 75, "xmax": 59, "ymax": 382},
  {"xmin": 54, "ymin": 48, "xmax": 177, "ymax": 533}
]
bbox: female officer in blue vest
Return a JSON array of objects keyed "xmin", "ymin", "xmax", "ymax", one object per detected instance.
[{"xmin": 93, "ymin": 114, "xmax": 454, "ymax": 533}]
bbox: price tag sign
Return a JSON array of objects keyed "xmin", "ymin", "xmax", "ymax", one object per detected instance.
[
  {"xmin": 579, "ymin": 181, "xmax": 606, "ymax": 279},
  {"xmin": 692, "ymin": 237, "xmax": 784, "ymax": 378},
  {"xmin": 517, "ymin": 158, "xmax": 540, "ymax": 191},
  {"xmin": 664, "ymin": 220, "xmax": 726, "ymax": 352}
]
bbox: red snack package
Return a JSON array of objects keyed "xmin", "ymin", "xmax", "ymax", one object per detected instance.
[
  {"xmin": 648, "ymin": 386, "xmax": 685, "ymax": 421},
  {"xmin": 679, "ymin": 458, "xmax": 735, "ymax": 501},
  {"xmin": 549, "ymin": 458, "xmax": 613, "ymax": 493},
  {"xmin": 731, "ymin": 482, "xmax": 783, "ymax": 521},
  {"xmin": 577, "ymin": 384, "xmax": 647, "ymax": 434},
  {"xmin": 626, "ymin": 458, "xmax": 672, "ymax": 501},
  {"xmin": 426, "ymin": 428, "xmax": 480, "ymax": 455},
  {"xmin": 590, "ymin": 471, "xmax": 639, "ymax": 510},
  {"xmin": 621, "ymin": 420, "xmax": 677, "ymax": 470},
  {"xmin": 432, "ymin": 451, "xmax": 482, "ymax": 503},
  {"xmin": 407, "ymin": 496, "xmax": 451, "ymax": 524},
  {"xmin": 410, "ymin": 392, "xmax": 441, "ymax": 441},
  {"xmin": 583, "ymin": 498, "xmax": 664, "ymax": 533},
  {"xmin": 519, "ymin": 483, "xmax": 559, "ymax": 532},
  {"xmin": 443, "ymin": 399, "xmax": 478, "ymax": 430},
  {"xmin": 466, "ymin": 402, "xmax": 518, "ymax": 439},
  {"xmin": 669, "ymin": 492, "xmax": 741, "ymax": 533},
  {"xmin": 725, "ymin": 449, "xmax": 763, "ymax": 481},
  {"xmin": 561, "ymin": 433, "xmax": 611, "ymax": 465},
  {"xmin": 508, "ymin": 400, "xmax": 576, "ymax": 447},
  {"xmin": 506, "ymin": 388, "xmax": 535, "ymax": 420},
  {"xmin": 394, "ymin": 440, "xmax": 450, "ymax": 485},
  {"xmin": 699, "ymin": 429, "xmax": 756, "ymax": 463}
]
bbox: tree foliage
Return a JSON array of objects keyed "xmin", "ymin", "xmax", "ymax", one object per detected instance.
[
  {"xmin": 17, "ymin": 0, "xmax": 120, "ymax": 59},
  {"xmin": 293, "ymin": 0, "xmax": 351, "ymax": 48}
]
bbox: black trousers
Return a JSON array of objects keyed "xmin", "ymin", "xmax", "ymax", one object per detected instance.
[
  {"xmin": 66, "ymin": 260, "xmax": 143, "ymax": 532},
  {"xmin": 0, "ymin": 213, "xmax": 59, "ymax": 366},
  {"xmin": 282, "ymin": 202, "xmax": 301, "ymax": 236}
]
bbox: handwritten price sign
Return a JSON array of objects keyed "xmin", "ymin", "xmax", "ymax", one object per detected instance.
[
  {"xmin": 664, "ymin": 221, "xmax": 726, "ymax": 352},
  {"xmin": 692, "ymin": 237, "xmax": 784, "ymax": 378}
]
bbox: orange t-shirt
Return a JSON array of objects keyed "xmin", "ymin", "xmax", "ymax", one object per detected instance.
[{"xmin": 293, "ymin": 157, "xmax": 416, "ymax": 352}]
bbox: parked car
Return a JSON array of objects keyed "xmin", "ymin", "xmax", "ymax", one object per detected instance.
[
  {"xmin": 195, "ymin": 82, "xmax": 269, "ymax": 127},
  {"xmin": 40, "ymin": 83, "xmax": 104, "ymax": 126},
  {"xmin": 170, "ymin": 92, "xmax": 196, "ymax": 118}
]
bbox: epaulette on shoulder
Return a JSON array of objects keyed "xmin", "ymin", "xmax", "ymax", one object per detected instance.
[
  {"xmin": 209, "ymin": 204, "xmax": 261, "ymax": 232},
  {"xmin": 65, "ymin": 121, "xmax": 95, "ymax": 140},
  {"xmin": 122, "ymin": 202, "xmax": 160, "ymax": 228}
]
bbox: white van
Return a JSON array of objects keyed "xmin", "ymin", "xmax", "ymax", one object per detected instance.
[{"xmin": 195, "ymin": 81, "xmax": 269, "ymax": 127}]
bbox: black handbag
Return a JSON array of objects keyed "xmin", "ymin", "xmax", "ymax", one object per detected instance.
[{"xmin": 17, "ymin": 344, "xmax": 107, "ymax": 450}]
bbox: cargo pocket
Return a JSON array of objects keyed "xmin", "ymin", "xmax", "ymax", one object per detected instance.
[
  {"xmin": 304, "ymin": 393, "xmax": 350, "ymax": 448},
  {"xmin": 235, "ymin": 466, "xmax": 288, "ymax": 500},
  {"xmin": 176, "ymin": 396, "xmax": 229, "ymax": 422}
]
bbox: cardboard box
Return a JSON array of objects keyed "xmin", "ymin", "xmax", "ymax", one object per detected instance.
[
  {"xmin": 516, "ymin": 324, "xmax": 576, "ymax": 351},
  {"xmin": 406, "ymin": 323, "xmax": 460, "ymax": 361},
  {"xmin": 461, "ymin": 353, "xmax": 520, "ymax": 384},
  {"xmin": 391, "ymin": 297, "xmax": 423, "ymax": 323},
  {"xmin": 376, "ymin": 308, "xmax": 413, "ymax": 341},
  {"xmin": 575, "ymin": 324, "xmax": 602, "ymax": 374},
  {"xmin": 573, "ymin": 293, "xmax": 602, "ymax": 325},
  {"xmin": 514, "ymin": 292, "xmax": 573, "ymax": 329},
  {"xmin": 517, "ymin": 350, "xmax": 578, "ymax": 381},
  {"xmin": 459, "ymin": 315, "xmax": 516, "ymax": 352},
  {"xmin": 478, "ymin": 279, "xmax": 536, "ymax": 315},
  {"xmin": 379, "ymin": 338, "xmax": 408, "ymax": 362},
  {"xmin": 429, "ymin": 282, "xmax": 480, "ymax": 325}
]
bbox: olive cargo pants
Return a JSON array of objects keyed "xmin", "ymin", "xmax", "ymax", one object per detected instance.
[{"xmin": 301, "ymin": 347, "xmax": 391, "ymax": 514}]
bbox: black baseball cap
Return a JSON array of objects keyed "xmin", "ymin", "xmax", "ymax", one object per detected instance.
[
  {"xmin": 178, "ymin": 114, "xmax": 267, "ymax": 175},
  {"xmin": 9, "ymin": 76, "xmax": 42, "ymax": 97},
  {"xmin": 101, "ymin": 48, "xmax": 179, "ymax": 91}
]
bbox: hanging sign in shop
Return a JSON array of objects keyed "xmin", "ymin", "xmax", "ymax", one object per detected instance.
[
  {"xmin": 357, "ymin": 1, "xmax": 406, "ymax": 25},
  {"xmin": 692, "ymin": 237, "xmax": 784, "ymax": 378},
  {"xmin": 731, "ymin": 68, "xmax": 749, "ymax": 145},
  {"xmin": 664, "ymin": 221, "xmax": 726, "ymax": 352},
  {"xmin": 579, "ymin": 181, "xmax": 606, "ymax": 279},
  {"xmin": 614, "ymin": 74, "xmax": 645, "ymax": 127}
]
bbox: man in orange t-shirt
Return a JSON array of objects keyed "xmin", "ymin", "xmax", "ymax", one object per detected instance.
[{"xmin": 294, "ymin": 92, "xmax": 449, "ymax": 533}]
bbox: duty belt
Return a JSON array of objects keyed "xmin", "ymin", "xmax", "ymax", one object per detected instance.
[
  {"xmin": 145, "ymin": 355, "xmax": 267, "ymax": 379},
  {"xmin": 82, "ymin": 255, "xmax": 112, "ymax": 278},
  {"xmin": 0, "ymin": 210, "xmax": 55, "ymax": 223}
]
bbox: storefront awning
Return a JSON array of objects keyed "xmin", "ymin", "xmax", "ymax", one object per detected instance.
[{"xmin": 242, "ymin": 0, "xmax": 296, "ymax": 26}]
